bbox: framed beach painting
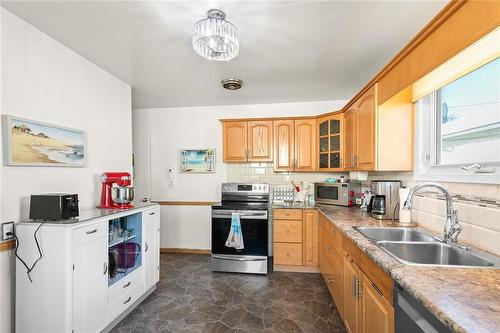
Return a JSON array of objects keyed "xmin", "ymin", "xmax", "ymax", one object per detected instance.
[
  {"xmin": 2, "ymin": 115, "xmax": 86, "ymax": 167},
  {"xmin": 180, "ymin": 149, "xmax": 215, "ymax": 173}
]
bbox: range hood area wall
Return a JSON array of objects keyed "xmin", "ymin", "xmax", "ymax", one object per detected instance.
[{"xmin": 0, "ymin": 9, "xmax": 133, "ymax": 333}]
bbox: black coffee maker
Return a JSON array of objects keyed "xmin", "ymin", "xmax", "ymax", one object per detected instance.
[{"xmin": 367, "ymin": 181, "xmax": 401, "ymax": 220}]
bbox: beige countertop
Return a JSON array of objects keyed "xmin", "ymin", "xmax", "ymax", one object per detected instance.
[{"xmin": 316, "ymin": 204, "xmax": 500, "ymax": 333}]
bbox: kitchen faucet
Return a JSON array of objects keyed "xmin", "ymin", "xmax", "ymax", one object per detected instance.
[{"xmin": 403, "ymin": 183, "xmax": 462, "ymax": 243}]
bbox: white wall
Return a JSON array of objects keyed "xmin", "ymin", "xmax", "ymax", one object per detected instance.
[
  {"xmin": 0, "ymin": 9, "xmax": 132, "ymax": 332},
  {"xmin": 133, "ymin": 100, "xmax": 347, "ymax": 250}
]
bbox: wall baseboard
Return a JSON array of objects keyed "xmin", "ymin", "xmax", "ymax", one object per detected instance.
[
  {"xmin": 273, "ymin": 265, "xmax": 320, "ymax": 273},
  {"xmin": 153, "ymin": 201, "xmax": 216, "ymax": 206},
  {"xmin": 161, "ymin": 248, "xmax": 211, "ymax": 255}
]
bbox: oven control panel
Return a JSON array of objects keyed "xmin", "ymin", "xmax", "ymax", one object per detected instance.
[{"xmin": 222, "ymin": 183, "xmax": 269, "ymax": 194}]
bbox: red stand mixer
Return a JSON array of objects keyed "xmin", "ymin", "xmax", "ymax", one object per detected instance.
[{"xmin": 99, "ymin": 172, "xmax": 135, "ymax": 209}]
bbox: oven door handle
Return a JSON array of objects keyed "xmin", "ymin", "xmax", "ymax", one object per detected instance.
[
  {"xmin": 212, "ymin": 211, "xmax": 268, "ymax": 219},
  {"xmin": 212, "ymin": 255, "xmax": 267, "ymax": 262}
]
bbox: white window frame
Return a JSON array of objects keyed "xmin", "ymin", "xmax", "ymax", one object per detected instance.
[{"xmin": 414, "ymin": 91, "xmax": 500, "ymax": 184}]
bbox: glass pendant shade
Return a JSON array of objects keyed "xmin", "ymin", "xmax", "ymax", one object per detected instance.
[{"xmin": 192, "ymin": 9, "xmax": 239, "ymax": 61}]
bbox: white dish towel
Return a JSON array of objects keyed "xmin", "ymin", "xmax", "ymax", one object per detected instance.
[{"xmin": 225, "ymin": 212, "xmax": 244, "ymax": 250}]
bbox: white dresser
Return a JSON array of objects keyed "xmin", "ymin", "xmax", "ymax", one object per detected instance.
[{"xmin": 15, "ymin": 204, "xmax": 160, "ymax": 333}]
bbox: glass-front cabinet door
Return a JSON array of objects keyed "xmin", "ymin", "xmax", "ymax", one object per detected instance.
[{"xmin": 317, "ymin": 114, "xmax": 343, "ymax": 170}]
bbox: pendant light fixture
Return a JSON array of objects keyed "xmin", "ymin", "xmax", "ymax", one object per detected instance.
[{"xmin": 192, "ymin": 9, "xmax": 239, "ymax": 61}]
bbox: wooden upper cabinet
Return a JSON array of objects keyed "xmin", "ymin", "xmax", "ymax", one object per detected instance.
[
  {"xmin": 344, "ymin": 108, "xmax": 357, "ymax": 170},
  {"xmin": 248, "ymin": 120, "xmax": 273, "ymax": 162},
  {"xmin": 273, "ymin": 119, "xmax": 295, "ymax": 171},
  {"xmin": 317, "ymin": 114, "xmax": 343, "ymax": 171},
  {"xmin": 360, "ymin": 272, "xmax": 394, "ymax": 333},
  {"xmin": 356, "ymin": 84, "xmax": 376, "ymax": 170},
  {"xmin": 222, "ymin": 121, "xmax": 247, "ymax": 162},
  {"xmin": 294, "ymin": 119, "xmax": 316, "ymax": 172}
]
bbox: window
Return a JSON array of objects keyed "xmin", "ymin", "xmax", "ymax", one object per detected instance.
[{"xmin": 415, "ymin": 57, "xmax": 500, "ymax": 183}]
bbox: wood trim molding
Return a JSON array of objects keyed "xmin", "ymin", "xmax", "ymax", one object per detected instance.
[
  {"xmin": 161, "ymin": 248, "xmax": 211, "ymax": 255},
  {"xmin": 341, "ymin": 0, "xmax": 467, "ymax": 109},
  {"xmin": 153, "ymin": 201, "xmax": 216, "ymax": 206},
  {"xmin": 0, "ymin": 240, "xmax": 15, "ymax": 252},
  {"xmin": 273, "ymin": 264, "xmax": 320, "ymax": 273},
  {"xmin": 219, "ymin": 111, "xmax": 344, "ymax": 123}
]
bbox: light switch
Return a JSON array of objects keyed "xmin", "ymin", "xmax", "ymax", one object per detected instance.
[{"xmin": 2, "ymin": 221, "xmax": 14, "ymax": 241}]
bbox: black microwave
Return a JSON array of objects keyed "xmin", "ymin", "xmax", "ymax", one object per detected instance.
[{"xmin": 29, "ymin": 193, "xmax": 79, "ymax": 221}]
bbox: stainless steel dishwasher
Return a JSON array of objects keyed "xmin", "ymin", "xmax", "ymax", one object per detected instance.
[{"xmin": 395, "ymin": 283, "xmax": 452, "ymax": 333}]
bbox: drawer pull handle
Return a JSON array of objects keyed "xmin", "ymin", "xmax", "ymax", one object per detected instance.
[
  {"xmin": 149, "ymin": 212, "xmax": 155, "ymax": 215},
  {"xmin": 86, "ymin": 229, "xmax": 98, "ymax": 234},
  {"xmin": 145, "ymin": 242, "xmax": 149, "ymax": 252},
  {"xmin": 123, "ymin": 281, "xmax": 131, "ymax": 288},
  {"xmin": 103, "ymin": 263, "xmax": 108, "ymax": 275},
  {"xmin": 123, "ymin": 297, "xmax": 132, "ymax": 304}
]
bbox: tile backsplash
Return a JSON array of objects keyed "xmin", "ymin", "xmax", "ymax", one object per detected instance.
[{"xmin": 227, "ymin": 163, "xmax": 500, "ymax": 255}]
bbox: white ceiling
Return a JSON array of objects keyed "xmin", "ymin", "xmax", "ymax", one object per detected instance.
[{"xmin": 1, "ymin": 1, "xmax": 447, "ymax": 109}]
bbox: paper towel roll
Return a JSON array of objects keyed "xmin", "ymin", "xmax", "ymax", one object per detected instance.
[{"xmin": 399, "ymin": 188, "xmax": 411, "ymax": 223}]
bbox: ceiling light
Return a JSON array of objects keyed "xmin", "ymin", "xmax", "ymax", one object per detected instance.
[
  {"xmin": 221, "ymin": 78, "xmax": 243, "ymax": 90},
  {"xmin": 192, "ymin": 9, "xmax": 239, "ymax": 61}
]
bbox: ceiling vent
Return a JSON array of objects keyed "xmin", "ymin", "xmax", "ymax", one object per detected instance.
[{"xmin": 221, "ymin": 78, "xmax": 243, "ymax": 90}]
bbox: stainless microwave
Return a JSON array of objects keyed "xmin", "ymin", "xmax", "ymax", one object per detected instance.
[{"xmin": 314, "ymin": 182, "xmax": 361, "ymax": 206}]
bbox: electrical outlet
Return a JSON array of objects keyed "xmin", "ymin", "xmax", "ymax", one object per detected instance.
[{"xmin": 2, "ymin": 222, "xmax": 14, "ymax": 241}]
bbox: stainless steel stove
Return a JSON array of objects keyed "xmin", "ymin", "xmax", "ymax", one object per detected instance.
[{"xmin": 211, "ymin": 183, "xmax": 270, "ymax": 274}]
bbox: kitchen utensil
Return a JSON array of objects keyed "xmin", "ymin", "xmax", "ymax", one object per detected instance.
[
  {"xmin": 111, "ymin": 185, "xmax": 134, "ymax": 205},
  {"xmin": 116, "ymin": 242, "xmax": 141, "ymax": 269}
]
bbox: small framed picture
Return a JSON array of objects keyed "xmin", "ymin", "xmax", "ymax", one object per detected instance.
[
  {"xmin": 2, "ymin": 115, "xmax": 86, "ymax": 167},
  {"xmin": 180, "ymin": 149, "xmax": 215, "ymax": 173}
]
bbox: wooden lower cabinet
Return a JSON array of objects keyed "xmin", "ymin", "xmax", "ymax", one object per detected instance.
[
  {"xmin": 303, "ymin": 209, "xmax": 319, "ymax": 266},
  {"xmin": 360, "ymin": 271, "xmax": 394, "ymax": 333},
  {"xmin": 319, "ymin": 214, "xmax": 344, "ymax": 317},
  {"xmin": 318, "ymin": 211, "xmax": 394, "ymax": 333},
  {"xmin": 343, "ymin": 256, "xmax": 360, "ymax": 333},
  {"xmin": 274, "ymin": 209, "xmax": 319, "ymax": 268},
  {"xmin": 343, "ymin": 255, "xmax": 394, "ymax": 333}
]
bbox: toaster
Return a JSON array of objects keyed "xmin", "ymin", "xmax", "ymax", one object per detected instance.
[{"xmin": 29, "ymin": 193, "xmax": 79, "ymax": 221}]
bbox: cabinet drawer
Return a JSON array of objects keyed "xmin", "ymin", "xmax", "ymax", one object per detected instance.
[
  {"xmin": 321, "ymin": 225, "xmax": 342, "ymax": 259},
  {"xmin": 274, "ymin": 209, "xmax": 302, "ymax": 220},
  {"xmin": 274, "ymin": 243, "xmax": 302, "ymax": 265},
  {"xmin": 107, "ymin": 285, "xmax": 143, "ymax": 323},
  {"xmin": 108, "ymin": 269, "xmax": 143, "ymax": 305},
  {"xmin": 74, "ymin": 221, "xmax": 107, "ymax": 244},
  {"xmin": 274, "ymin": 219, "xmax": 302, "ymax": 243}
]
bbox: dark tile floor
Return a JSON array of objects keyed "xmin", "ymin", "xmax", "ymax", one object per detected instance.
[{"xmin": 111, "ymin": 253, "xmax": 346, "ymax": 333}]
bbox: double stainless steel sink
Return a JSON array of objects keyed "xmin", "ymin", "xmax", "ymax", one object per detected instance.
[{"xmin": 355, "ymin": 227, "xmax": 500, "ymax": 268}]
